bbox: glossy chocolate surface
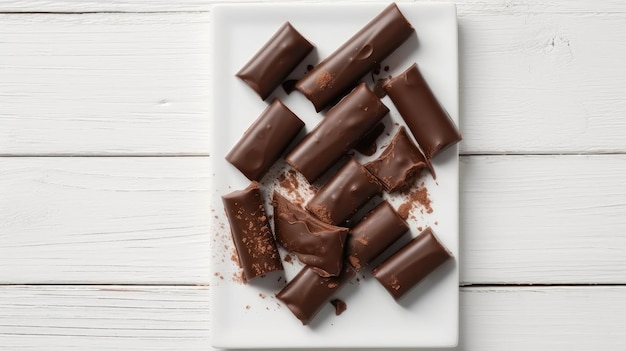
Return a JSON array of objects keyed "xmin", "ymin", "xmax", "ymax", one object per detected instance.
[
  {"xmin": 285, "ymin": 83, "xmax": 388, "ymax": 183},
  {"xmin": 237, "ymin": 22, "xmax": 314, "ymax": 100},
  {"xmin": 221, "ymin": 182, "xmax": 283, "ymax": 281},
  {"xmin": 384, "ymin": 63, "xmax": 462, "ymax": 160},
  {"xmin": 296, "ymin": 3, "xmax": 414, "ymax": 111},
  {"xmin": 226, "ymin": 99, "xmax": 304, "ymax": 181},
  {"xmin": 371, "ymin": 227, "xmax": 453, "ymax": 300},
  {"xmin": 365, "ymin": 126, "xmax": 428, "ymax": 193},
  {"xmin": 276, "ymin": 265, "xmax": 355, "ymax": 325},
  {"xmin": 346, "ymin": 201, "xmax": 409, "ymax": 271},
  {"xmin": 272, "ymin": 192, "xmax": 348, "ymax": 277},
  {"xmin": 306, "ymin": 158, "xmax": 382, "ymax": 225}
]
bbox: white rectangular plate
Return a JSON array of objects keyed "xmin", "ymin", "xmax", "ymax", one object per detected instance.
[{"xmin": 210, "ymin": 2, "xmax": 458, "ymax": 348}]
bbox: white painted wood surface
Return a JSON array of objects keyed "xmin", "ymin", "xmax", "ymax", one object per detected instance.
[
  {"xmin": 1, "ymin": 286, "xmax": 625, "ymax": 350},
  {"xmin": 1, "ymin": 0, "xmax": 625, "ymax": 349}
]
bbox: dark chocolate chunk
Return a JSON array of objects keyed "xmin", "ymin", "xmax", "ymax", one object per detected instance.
[
  {"xmin": 222, "ymin": 182, "xmax": 283, "ymax": 281},
  {"xmin": 306, "ymin": 158, "xmax": 382, "ymax": 225},
  {"xmin": 365, "ymin": 126, "xmax": 428, "ymax": 193},
  {"xmin": 276, "ymin": 265, "xmax": 355, "ymax": 325},
  {"xmin": 237, "ymin": 22, "xmax": 314, "ymax": 100},
  {"xmin": 272, "ymin": 191, "xmax": 348, "ymax": 277},
  {"xmin": 383, "ymin": 63, "xmax": 462, "ymax": 160},
  {"xmin": 371, "ymin": 227, "xmax": 453, "ymax": 300},
  {"xmin": 285, "ymin": 83, "xmax": 389, "ymax": 183},
  {"xmin": 354, "ymin": 122, "xmax": 385, "ymax": 156},
  {"xmin": 330, "ymin": 299, "xmax": 347, "ymax": 316},
  {"xmin": 346, "ymin": 201, "xmax": 409, "ymax": 271},
  {"xmin": 296, "ymin": 3, "xmax": 414, "ymax": 111},
  {"xmin": 226, "ymin": 99, "xmax": 305, "ymax": 181}
]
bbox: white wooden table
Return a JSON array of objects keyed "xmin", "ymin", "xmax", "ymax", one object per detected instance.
[{"xmin": 1, "ymin": 0, "xmax": 625, "ymax": 349}]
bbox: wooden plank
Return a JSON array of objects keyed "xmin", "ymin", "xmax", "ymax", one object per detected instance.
[
  {"xmin": 0, "ymin": 12, "xmax": 212, "ymax": 155},
  {"xmin": 0, "ymin": 285, "xmax": 624, "ymax": 350},
  {"xmin": 0, "ymin": 285, "xmax": 210, "ymax": 350},
  {"xmin": 1, "ymin": 6, "xmax": 626, "ymax": 154},
  {"xmin": 0, "ymin": 157, "xmax": 213, "ymax": 284},
  {"xmin": 1, "ymin": 0, "xmax": 626, "ymax": 14},
  {"xmin": 0, "ymin": 156, "xmax": 624, "ymax": 284},
  {"xmin": 460, "ymin": 155, "xmax": 626, "ymax": 284}
]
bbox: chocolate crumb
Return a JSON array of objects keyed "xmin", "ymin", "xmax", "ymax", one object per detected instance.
[
  {"xmin": 330, "ymin": 299, "xmax": 347, "ymax": 316},
  {"xmin": 398, "ymin": 183, "xmax": 433, "ymax": 219}
]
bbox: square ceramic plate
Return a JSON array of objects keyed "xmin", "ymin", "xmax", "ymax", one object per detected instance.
[{"xmin": 209, "ymin": 2, "xmax": 458, "ymax": 348}]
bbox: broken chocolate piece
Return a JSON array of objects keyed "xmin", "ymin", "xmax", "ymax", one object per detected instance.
[
  {"xmin": 330, "ymin": 299, "xmax": 347, "ymax": 316},
  {"xmin": 371, "ymin": 227, "xmax": 453, "ymax": 300},
  {"xmin": 276, "ymin": 265, "xmax": 355, "ymax": 325},
  {"xmin": 296, "ymin": 3, "xmax": 414, "ymax": 111},
  {"xmin": 365, "ymin": 126, "xmax": 428, "ymax": 193},
  {"xmin": 226, "ymin": 99, "xmax": 305, "ymax": 181},
  {"xmin": 222, "ymin": 182, "xmax": 283, "ymax": 281},
  {"xmin": 306, "ymin": 158, "xmax": 382, "ymax": 225},
  {"xmin": 286, "ymin": 83, "xmax": 389, "ymax": 183},
  {"xmin": 346, "ymin": 201, "xmax": 409, "ymax": 271},
  {"xmin": 273, "ymin": 192, "xmax": 348, "ymax": 277},
  {"xmin": 237, "ymin": 22, "xmax": 314, "ymax": 100},
  {"xmin": 383, "ymin": 63, "xmax": 462, "ymax": 160}
]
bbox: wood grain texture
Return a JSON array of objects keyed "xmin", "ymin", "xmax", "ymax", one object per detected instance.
[
  {"xmin": 2, "ymin": 0, "xmax": 626, "ymax": 13},
  {"xmin": 1, "ymin": 3, "xmax": 626, "ymax": 154},
  {"xmin": 0, "ymin": 157, "xmax": 213, "ymax": 284},
  {"xmin": 0, "ymin": 285, "xmax": 624, "ymax": 350},
  {"xmin": 0, "ymin": 12, "xmax": 212, "ymax": 155},
  {"xmin": 460, "ymin": 155, "xmax": 626, "ymax": 284},
  {"xmin": 1, "ymin": 156, "xmax": 624, "ymax": 284}
]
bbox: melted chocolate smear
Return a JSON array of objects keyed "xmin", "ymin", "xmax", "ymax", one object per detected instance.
[
  {"xmin": 282, "ymin": 79, "xmax": 298, "ymax": 94},
  {"xmin": 355, "ymin": 123, "xmax": 385, "ymax": 156},
  {"xmin": 370, "ymin": 62, "xmax": 382, "ymax": 83},
  {"xmin": 373, "ymin": 77, "xmax": 390, "ymax": 98}
]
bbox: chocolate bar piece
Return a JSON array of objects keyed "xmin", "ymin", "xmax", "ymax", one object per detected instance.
[
  {"xmin": 365, "ymin": 126, "xmax": 428, "ymax": 193},
  {"xmin": 306, "ymin": 158, "xmax": 382, "ymax": 225},
  {"xmin": 371, "ymin": 227, "xmax": 453, "ymax": 300},
  {"xmin": 276, "ymin": 265, "xmax": 355, "ymax": 325},
  {"xmin": 384, "ymin": 63, "xmax": 462, "ymax": 160},
  {"xmin": 296, "ymin": 3, "xmax": 414, "ymax": 111},
  {"xmin": 273, "ymin": 191, "xmax": 348, "ymax": 277},
  {"xmin": 237, "ymin": 22, "xmax": 314, "ymax": 100},
  {"xmin": 346, "ymin": 201, "xmax": 408, "ymax": 271},
  {"xmin": 286, "ymin": 83, "xmax": 388, "ymax": 183},
  {"xmin": 226, "ymin": 99, "xmax": 305, "ymax": 181},
  {"xmin": 222, "ymin": 182, "xmax": 283, "ymax": 281}
]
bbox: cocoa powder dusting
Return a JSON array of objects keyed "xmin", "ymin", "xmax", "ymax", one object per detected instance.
[
  {"xmin": 316, "ymin": 71, "xmax": 333, "ymax": 89},
  {"xmin": 398, "ymin": 183, "xmax": 433, "ymax": 220}
]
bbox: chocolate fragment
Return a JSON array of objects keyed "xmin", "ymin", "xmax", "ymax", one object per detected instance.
[
  {"xmin": 226, "ymin": 99, "xmax": 305, "ymax": 181},
  {"xmin": 276, "ymin": 265, "xmax": 355, "ymax": 325},
  {"xmin": 365, "ymin": 126, "xmax": 428, "ymax": 193},
  {"xmin": 354, "ymin": 122, "xmax": 385, "ymax": 156},
  {"xmin": 296, "ymin": 4, "xmax": 414, "ymax": 111},
  {"xmin": 286, "ymin": 83, "xmax": 389, "ymax": 183},
  {"xmin": 306, "ymin": 158, "xmax": 382, "ymax": 225},
  {"xmin": 273, "ymin": 192, "xmax": 348, "ymax": 277},
  {"xmin": 330, "ymin": 299, "xmax": 347, "ymax": 316},
  {"xmin": 346, "ymin": 201, "xmax": 409, "ymax": 271},
  {"xmin": 237, "ymin": 22, "xmax": 314, "ymax": 100},
  {"xmin": 384, "ymin": 63, "xmax": 462, "ymax": 160},
  {"xmin": 371, "ymin": 227, "xmax": 453, "ymax": 300},
  {"xmin": 222, "ymin": 182, "xmax": 283, "ymax": 281}
]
